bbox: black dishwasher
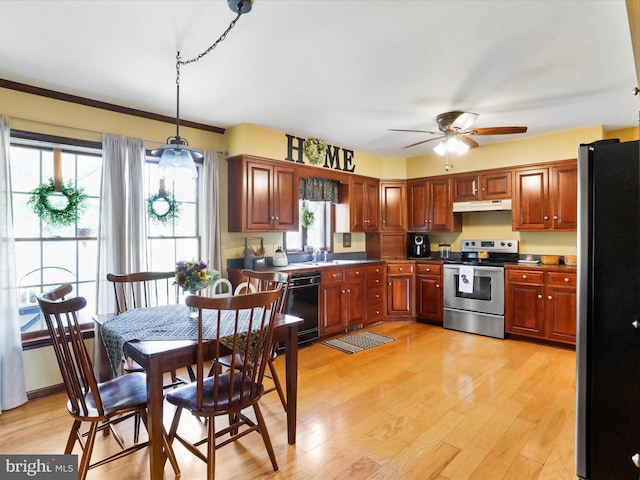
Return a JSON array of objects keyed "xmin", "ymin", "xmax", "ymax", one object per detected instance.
[{"xmin": 284, "ymin": 271, "xmax": 320, "ymax": 346}]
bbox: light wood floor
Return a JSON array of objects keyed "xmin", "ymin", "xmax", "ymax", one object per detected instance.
[{"xmin": 0, "ymin": 321, "xmax": 576, "ymax": 479}]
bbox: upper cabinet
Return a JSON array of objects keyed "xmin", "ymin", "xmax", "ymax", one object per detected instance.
[
  {"xmin": 336, "ymin": 175, "xmax": 379, "ymax": 232},
  {"xmin": 512, "ymin": 160, "xmax": 577, "ymax": 231},
  {"xmin": 380, "ymin": 181, "xmax": 407, "ymax": 231},
  {"xmin": 227, "ymin": 156, "xmax": 298, "ymax": 232},
  {"xmin": 452, "ymin": 169, "xmax": 512, "ymax": 202},
  {"xmin": 407, "ymin": 176, "xmax": 461, "ymax": 232}
]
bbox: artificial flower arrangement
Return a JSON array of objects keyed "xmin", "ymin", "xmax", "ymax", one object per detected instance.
[{"xmin": 175, "ymin": 260, "xmax": 219, "ymax": 294}]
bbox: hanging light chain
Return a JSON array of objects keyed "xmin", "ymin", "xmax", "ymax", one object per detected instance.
[{"xmin": 178, "ymin": 8, "xmax": 244, "ymax": 68}]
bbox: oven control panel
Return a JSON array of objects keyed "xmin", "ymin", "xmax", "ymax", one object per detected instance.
[{"xmin": 461, "ymin": 239, "xmax": 518, "ymax": 254}]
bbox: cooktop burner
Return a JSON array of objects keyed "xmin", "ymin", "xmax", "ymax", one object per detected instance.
[{"xmin": 445, "ymin": 239, "xmax": 519, "ymax": 267}]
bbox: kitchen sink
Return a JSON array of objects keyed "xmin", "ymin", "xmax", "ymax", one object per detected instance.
[{"xmin": 292, "ymin": 259, "xmax": 362, "ymax": 266}]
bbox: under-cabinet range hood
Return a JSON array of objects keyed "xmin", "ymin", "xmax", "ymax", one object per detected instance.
[{"xmin": 452, "ymin": 199, "xmax": 512, "ymax": 212}]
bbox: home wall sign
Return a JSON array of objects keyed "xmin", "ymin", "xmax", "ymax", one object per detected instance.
[{"xmin": 284, "ymin": 134, "xmax": 356, "ymax": 173}]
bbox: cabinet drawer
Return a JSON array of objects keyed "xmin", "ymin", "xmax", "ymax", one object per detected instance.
[
  {"xmin": 387, "ymin": 263, "xmax": 414, "ymax": 275},
  {"xmin": 507, "ymin": 269, "xmax": 544, "ymax": 283},
  {"xmin": 367, "ymin": 304, "xmax": 385, "ymax": 323},
  {"xmin": 367, "ymin": 264, "xmax": 385, "ymax": 278},
  {"xmin": 322, "ymin": 269, "xmax": 345, "ymax": 282},
  {"xmin": 546, "ymin": 272, "xmax": 576, "ymax": 286},
  {"xmin": 346, "ymin": 267, "xmax": 366, "ymax": 280},
  {"xmin": 416, "ymin": 263, "xmax": 442, "ymax": 275},
  {"xmin": 367, "ymin": 285, "xmax": 385, "ymax": 305}
]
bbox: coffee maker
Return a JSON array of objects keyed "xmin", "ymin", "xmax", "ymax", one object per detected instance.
[{"xmin": 408, "ymin": 233, "xmax": 430, "ymax": 258}]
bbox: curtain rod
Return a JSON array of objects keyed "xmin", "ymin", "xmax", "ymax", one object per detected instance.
[{"xmin": 6, "ymin": 115, "xmax": 227, "ymax": 155}]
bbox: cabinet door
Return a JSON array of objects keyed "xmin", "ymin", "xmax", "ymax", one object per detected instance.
[
  {"xmin": 272, "ymin": 166, "xmax": 298, "ymax": 231},
  {"xmin": 545, "ymin": 272, "xmax": 576, "ymax": 344},
  {"xmin": 346, "ymin": 275, "xmax": 365, "ymax": 328},
  {"xmin": 380, "ymin": 181, "xmax": 407, "ymax": 231},
  {"xmin": 416, "ymin": 275, "xmax": 442, "ymax": 322},
  {"xmin": 513, "ymin": 168, "xmax": 550, "ymax": 230},
  {"xmin": 481, "ymin": 170, "xmax": 512, "ymax": 200},
  {"xmin": 387, "ymin": 275, "xmax": 413, "ymax": 316},
  {"xmin": 505, "ymin": 281, "xmax": 545, "ymax": 337},
  {"xmin": 407, "ymin": 180, "xmax": 428, "ymax": 231},
  {"xmin": 246, "ymin": 162, "xmax": 274, "ymax": 231},
  {"xmin": 429, "ymin": 177, "xmax": 455, "ymax": 231},
  {"xmin": 452, "ymin": 174, "xmax": 480, "ymax": 202},
  {"xmin": 365, "ymin": 179, "xmax": 380, "ymax": 231},
  {"xmin": 320, "ymin": 281, "xmax": 345, "ymax": 335},
  {"xmin": 550, "ymin": 163, "xmax": 577, "ymax": 231}
]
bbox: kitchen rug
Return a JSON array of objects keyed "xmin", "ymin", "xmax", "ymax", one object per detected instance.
[{"xmin": 322, "ymin": 331, "xmax": 395, "ymax": 354}]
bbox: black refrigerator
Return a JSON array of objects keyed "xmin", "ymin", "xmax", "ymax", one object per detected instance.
[{"xmin": 576, "ymin": 139, "xmax": 640, "ymax": 479}]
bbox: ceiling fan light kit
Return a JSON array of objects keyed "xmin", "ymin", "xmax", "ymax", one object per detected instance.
[
  {"xmin": 390, "ymin": 110, "xmax": 528, "ymax": 170},
  {"xmin": 151, "ymin": 0, "xmax": 253, "ymax": 178}
]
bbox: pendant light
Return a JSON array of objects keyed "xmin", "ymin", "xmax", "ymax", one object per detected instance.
[{"xmin": 151, "ymin": 0, "xmax": 253, "ymax": 178}]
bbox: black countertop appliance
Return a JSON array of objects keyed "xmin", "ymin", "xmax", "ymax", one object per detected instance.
[{"xmin": 408, "ymin": 233, "xmax": 430, "ymax": 258}]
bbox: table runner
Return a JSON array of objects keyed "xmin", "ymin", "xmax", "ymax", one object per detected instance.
[{"xmin": 101, "ymin": 304, "xmax": 264, "ymax": 377}]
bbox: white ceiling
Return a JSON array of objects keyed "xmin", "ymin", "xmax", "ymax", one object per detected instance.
[{"xmin": 0, "ymin": 0, "xmax": 638, "ymax": 158}]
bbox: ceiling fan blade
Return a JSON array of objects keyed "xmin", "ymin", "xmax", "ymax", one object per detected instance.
[
  {"xmin": 389, "ymin": 128, "xmax": 440, "ymax": 135},
  {"xmin": 402, "ymin": 136, "xmax": 444, "ymax": 149},
  {"xmin": 459, "ymin": 135, "xmax": 479, "ymax": 149},
  {"xmin": 471, "ymin": 126, "xmax": 528, "ymax": 135},
  {"xmin": 451, "ymin": 112, "xmax": 479, "ymax": 131}
]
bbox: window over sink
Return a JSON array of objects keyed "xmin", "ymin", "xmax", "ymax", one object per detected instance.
[{"xmin": 284, "ymin": 200, "xmax": 331, "ymax": 252}]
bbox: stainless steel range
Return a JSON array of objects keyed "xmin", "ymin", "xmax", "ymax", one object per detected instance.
[{"xmin": 443, "ymin": 239, "xmax": 518, "ymax": 339}]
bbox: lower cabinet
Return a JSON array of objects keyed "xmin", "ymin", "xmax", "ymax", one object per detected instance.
[
  {"xmin": 319, "ymin": 265, "xmax": 366, "ymax": 336},
  {"xmin": 505, "ymin": 267, "xmax": 576, "ymax": 345},
  {"xmin": 416, "ymin": 261, "xmax": 443, "ymax": 324},
  {"xmin": 365, "ymin": 263, "xmax": 386, "ymax": 325},
  {"xmin": 386, "ymin": 261, "xmax": 415, "ymax": 317}
]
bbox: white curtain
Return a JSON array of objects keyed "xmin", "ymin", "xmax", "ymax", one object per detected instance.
[
  {"xmin": 96, "ymin": 134, "xmax": 148, "ymax": 314},
  {"xmin": 199, "ymin": 151, "xmax": 223, "ymax": 286},
  {"xmin": 0, "ymin": 115, "xmax": 27, "ymax": 412}
]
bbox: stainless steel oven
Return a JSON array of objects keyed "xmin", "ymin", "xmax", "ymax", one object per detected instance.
[{"xmin": 443, "ymin": 239, "xmax": 518, "ymax": 339}]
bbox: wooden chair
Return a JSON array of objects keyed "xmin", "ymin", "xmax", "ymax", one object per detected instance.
[
  {"xmin": 106, "ymin": 271, "xmax": 185, "ymax": 385},
  {"xmin": 166, "ymin": 288, "xmax": 283, "ymax": 479},
  {"xmin": 37, "ymin": 288, "xmax": 179, "ymax": 480},
  {"xmin": 223, "ymin": 269, "xmax": 290, "ymax": 410}
]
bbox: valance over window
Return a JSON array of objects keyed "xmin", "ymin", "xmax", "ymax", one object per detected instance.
[{"xmin": 299, "ymin": 177, "xmax": 339, "ymax": 203}]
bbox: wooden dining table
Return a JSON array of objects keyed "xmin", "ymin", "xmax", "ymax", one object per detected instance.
[{"xmin": 93, "ymin": 305, "xmax": 302, "ymax": 480}]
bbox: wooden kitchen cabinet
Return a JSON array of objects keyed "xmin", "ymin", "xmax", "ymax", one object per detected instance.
[
  {"xmin": 512, "ymin": 160, "xmax": 577, "ymax": 231},
  {"xmin": 319, "ymin": 265, "xmax": 366, "ymax": 336},
  {"xmin": 365, "ymin": 232, "xmax": 406, "ymax": 260},
  {"xmin": 336, "ymin": 175, "xmax": 379, "ymax": 232},
  {"xmin": 415, "ymin": 261, "xmax": 443, "ymax": 324},
  {"xmin": 380, "ymin": 180, "xmax": 407, "ymax": 231},
  {"xmin": 386, "ymin": 261, "xmax": 415, "ymax": 317},
  {"xmin": 227, "ymin": 156, "xmax": 298, "ymax": 232},
  {"xmin": 505, "ymin": 267, "xmax": 576, "ymax": 345},
  {"xmin": 408, "ymin": 176, "xmax": 461, "ymax": 232},
  {"xmin": 365, "ymin": 263, "xmax": 386, "ymax": 325},
  {"xmin": 452, "ymin": 169, "xmax": 512, "ymax": 202}
]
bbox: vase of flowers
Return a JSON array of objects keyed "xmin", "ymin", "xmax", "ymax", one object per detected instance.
[{"xmin": 175, "ymin": 260, "xmax": 219, "ymax": 318}]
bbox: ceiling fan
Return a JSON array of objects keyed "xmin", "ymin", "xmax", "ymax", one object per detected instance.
[{"xmin": 390, "ymin": 110, "xmax": 528, "ymax": 151}]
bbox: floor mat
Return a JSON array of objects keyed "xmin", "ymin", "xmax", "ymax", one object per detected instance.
[{"xmin": 322, "ymin": 331, "xmax": 396, "ymax": 354}]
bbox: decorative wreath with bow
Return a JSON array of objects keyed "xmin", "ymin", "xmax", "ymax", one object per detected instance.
[
  {"xmin": 303, "ymin": 138, "xmax": 328, "ymax": 165},
  {"xmin": 147, "ymin": 190, "xmax": 180, "ymax": 225},
  {"xmin": 28, "ymin": 178, "xmax": 87, "ymax": 227}
]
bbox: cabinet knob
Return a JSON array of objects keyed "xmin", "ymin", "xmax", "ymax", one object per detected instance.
[
  {"xmin": 382, "ymin": 220, "xmax": 386, "ymax": 224},
  {"xmin": 522, "ymin": 275, "xmax": 527, "ymax": 279},
  {"xmin": 347, "ymin": 289, "xmax": 351, "ymax": 293},
  {"xmin": 543, "ymin": 215, "xmax": 549, "ymax": 220},
  {"xmin": 375, "ymin": 279, "xmax": 380, "ymax": 283},
  {"xmin": 341, "ymin": 290, "xmax": 346, "ymax": 294},
  {"xmin": 548, "ymin": 295, "xmax": 553, "ymax": 300},
  {"xmin": 375, "ymin": 294, "xmax": 380, "ymax": 299},
  {"xmin": 553, "ymin": 215, "xmax": 558, "ymax": 220},
  {"xmin": 632, "ymin": 320, "xmax": 640, "ymax": 329},
  {"xmin": 537, "ymin": 294, "xmax": 543, "ymax": 299},
  {"xmin": 388, "ymin": 282, "xmax": 392, "ymax": 286},
  {"xmin": 564, "ymin": 277, "xmax": 569, "ymax": 282},
  {"xmin": 275, "ymin": 216, "xmax": 279, "ymax": 220},
  {"xmin": 399, "ymin": 267, "xmax": 403, "ymax": 271},
  {"xmin": 436, "ymin": 284, "xmax": 440, "ymax": 288},
  {"xmin": 426, "ymin": 268, "xmax": 431, "ymax": 272},
  {"xmin": 632, "ymin": 453, "xmax": 640, "ymax": 468},
  {"xmin": 332, "ymin": 274, "xmax": 338, "ymax": 278}
]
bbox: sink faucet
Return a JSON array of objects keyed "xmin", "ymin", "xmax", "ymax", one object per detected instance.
[{"xmin": 312, "ymin": 248, "xmax": 320, "ymax": 263}]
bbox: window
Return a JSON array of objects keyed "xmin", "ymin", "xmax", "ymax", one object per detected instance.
[
  {"xmin": 11, "ymin": 139, "xmax": 102, "ymax": 337},
  {"xmin": 285, "ymin": 200, "xmax": 331, "ymax": 252},
  {"xmin": 10, "ymin": 134, "xmax": 201, "ymax": 341}
]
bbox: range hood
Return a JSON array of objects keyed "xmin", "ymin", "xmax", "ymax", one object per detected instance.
[{"xmin": 453, "ymin": 199, "xmax": 512, "ymax": 212}]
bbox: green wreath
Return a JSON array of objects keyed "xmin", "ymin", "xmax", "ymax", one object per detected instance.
[
  {"xmin": 301, "ymin": 207, "xmax": 315, "ymax": 228},
  {"xmin": 28, "ymin": 178, "xmax": 87, "ymax": 227},
  {"xmin": 303, "ymin": 138, "xmax": 328, "ymax": 165},
  {"xmin": 147, "ymin": 190, "xmax": 180, "ymax": 225}
]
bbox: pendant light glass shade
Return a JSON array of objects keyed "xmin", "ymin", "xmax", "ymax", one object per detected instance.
[
  {"xmin": 434, "ymin": 136, "xmax": 470, "ymax": 156},
  {"xmin": 152, "ymin": 136, "xmax": 201, "ymax": 179}
]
